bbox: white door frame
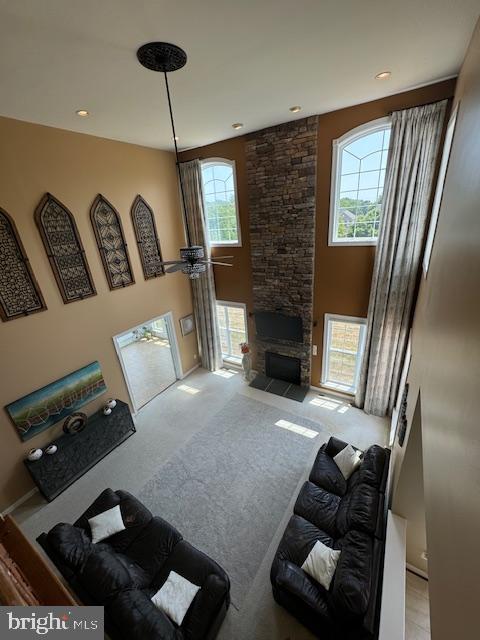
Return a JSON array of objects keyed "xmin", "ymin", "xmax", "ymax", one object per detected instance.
[{"xmin": 113, "ymin": 311, "xmax": 183, "ymax": 414}]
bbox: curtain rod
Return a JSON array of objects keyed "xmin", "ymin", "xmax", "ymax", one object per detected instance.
[{"xmin": 388, "ymin": 97, "xmax": 449, "ymax": 116}]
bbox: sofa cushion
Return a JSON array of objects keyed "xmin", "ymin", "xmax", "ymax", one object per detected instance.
[
  {"xmin": 151, "ymin": 570, "xmax": 200, "ymax": 626},
  {"xmin": 348, "ymin": 445, "xmax": 387, "ymax": 492},
  {"xmin": 301, "ymin": 540, "xmax": 341, "ymax": 591},
  {"xmin": 107, "ymin": 589, "xmax": 179, "ymax": 640},
  {"xmin": 309, "ymin": 448, "xmax": 347, "ymax": 497},
  {"xmin": 150, "ymin": 540, "xmax": 230, "ymax": 640},
  {"xmin": 77, "ymin": 548, "xmax": 133, "ymax": 602},
  {"xmin": 333, "ymin": 444, "xmax": 362, "ymax": 480},
  {"xmin": 125, "ymin": 517, "xmax": 183, "ymax": 580},
  {"xmin": 336, "ymin": 483, "xmax": 379, "ymax": 537},
  {"xmin": 294, "ymin": 482, "xmax": 340, "ymax": 537},
  {"xmin": 88, "ymin": 504, "xmax": 126, "ymax": 543},
  {"xmin": 330, "ymin": 530, "xmax": 373, "ymax": 620},
  {"xmin": 274, "ymin": 515, "xmax": 334, "ymax": 569},
  {"xmin": 74, "ymin": 489, "xmax": 152, "ymax": 553},
  {"xmin": 46, "ymin": 523, "xmax": 94, "ymax": 573}
]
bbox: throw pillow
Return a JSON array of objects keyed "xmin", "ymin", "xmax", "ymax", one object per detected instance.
[
  {"xmin": 302, "ymin": 540, "xmax": 341, "ymax": 591},
  {"xmin": 333, "ymin": 444, "xmax": 362, "ymax": 480},
  {"xmin": 151, "ymin": 571, "xmax": 200, "ymax": 626},
  {"xmin": 88, "ymin": 505, "xmax": 126, "ymax": 544}
]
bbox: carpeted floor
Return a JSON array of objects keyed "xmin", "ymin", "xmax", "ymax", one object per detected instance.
[{"xmin": 139, "ymin": 393, "xmax": 330, "ymax": 610}]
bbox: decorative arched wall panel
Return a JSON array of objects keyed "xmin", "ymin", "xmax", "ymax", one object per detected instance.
[
  {"xmin": 34, "ymin": 193, "xmax": 96, "ymax": 304},
  {"xmin": 90, "ymin": 195, "xmax": 135, "ymax": 290},
  {"xmin": 0, "ymin": 207, "xmax": 47, "ymax": 321},
  {"xmin": 131, "ymin": 195, "xmax": 164, "ymax": 279}
]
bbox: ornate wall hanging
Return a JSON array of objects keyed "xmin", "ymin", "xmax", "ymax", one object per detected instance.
[
  {"xmin": 90, "ymin": 195, "xmax": 135, "ymax": 290},
  {"xmin": 34, "ymin": 193, "xmax": 96, "ymax": 304},
  {"xmin": 131, "ymin": 195, "xmax": 165, "ymax": 279},
  {"xmin": 0, "ymin": 208, "xmax": 47, "ymax": 321}
]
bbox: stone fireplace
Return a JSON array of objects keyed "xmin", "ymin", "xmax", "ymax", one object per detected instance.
[{"xmin": 246, "ymin": 116, "xmax": 318, "ymax": 386}]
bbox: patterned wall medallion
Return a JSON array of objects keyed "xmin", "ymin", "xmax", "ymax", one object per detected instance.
[
  {"xmin": 131, "ymin": 195, "xmax": 164, "ymax": 279},
  {"xmin": 0, "ymin": 208, "xmax": 47, "ymax": 321},
  {"xmin": 34, "ymin": 194, "xmax": 96, "ymax": 304},
  {"xmin": 90, "ymin": 195, "xmax": 135, "ymax": 290}
]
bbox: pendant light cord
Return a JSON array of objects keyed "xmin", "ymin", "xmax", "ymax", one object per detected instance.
[{"xmin": 163, "ymin": 70, "xmax": 192, "ymax": 247}]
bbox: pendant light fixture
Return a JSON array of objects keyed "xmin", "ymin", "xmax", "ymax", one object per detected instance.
[{"xmin": 137, "ymin": 42, "xmax": 233, "ymax": 279}]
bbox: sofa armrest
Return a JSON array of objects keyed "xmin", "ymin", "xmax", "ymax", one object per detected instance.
[
  {"xmin": 182, "ymin": 573, "xmax": 229, "ymax": 640},
  {"xmin": 274, "ymin": 560, "xmax": 330, "ymax": 620}
]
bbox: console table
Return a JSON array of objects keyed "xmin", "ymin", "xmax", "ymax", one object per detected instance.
[{"xmin": 24, "ymin": 400, "xmax": 135, "ymax": 502}]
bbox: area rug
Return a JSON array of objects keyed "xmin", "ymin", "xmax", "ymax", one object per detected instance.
[{"xmin": 138, "ymin": 393, "xmax": 330, "ymax": 608}]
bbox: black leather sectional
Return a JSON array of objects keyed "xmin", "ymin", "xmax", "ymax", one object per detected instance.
[
  {"xmin": 271, "ymin": 437, "xmax": 390, "ymax": 640},
  {"xmin": 38, "ymin": 489, "xmax": 230, "ymax": 640}
]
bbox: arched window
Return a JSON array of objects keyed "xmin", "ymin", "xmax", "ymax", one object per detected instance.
[
  {"xmin": 200, "ymin": 158, "xmax": 241, "ymax": 246},
  {"xmin": 329, "ymin": 118, "xmax": 391, "ymax": 245}
]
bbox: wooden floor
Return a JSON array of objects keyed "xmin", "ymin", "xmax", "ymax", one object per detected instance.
[{"xmin": 405, "ymin": 570, "xmax": 430, "ymax": 640}]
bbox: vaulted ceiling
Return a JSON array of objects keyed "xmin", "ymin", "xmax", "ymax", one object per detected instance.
[{"xmin": 0, "ymin": 0, "xmax": 477, "ymax": 150}]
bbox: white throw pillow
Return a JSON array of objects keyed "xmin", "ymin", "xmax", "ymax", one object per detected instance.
[
  {"xmin": 88, "ymin": 504, "xmax": 126, "ymax": 544},
  {"xmin": 151, "ymin": 571, "xmax": 200, "ymax": 626},
  {"xmin": 302, "ymin": 540, "xmax": 341, "ymax": 591},
  {"xmin": 333, "ymin": 444, "xmax": 362, "ymax": 480}
]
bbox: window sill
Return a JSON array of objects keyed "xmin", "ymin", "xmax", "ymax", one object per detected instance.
[
  {"xmin": 210, "ymin": 242, "xmax": 242, "ymax": 248},
  {"xmin": 328, "ymin": 239, "xmax": 378, "ymax": 247},
  {"xmin": 321, "ymin": 380, "xmax": 356, "ymax": 396}
]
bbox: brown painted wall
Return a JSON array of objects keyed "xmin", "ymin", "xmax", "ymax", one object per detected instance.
[
  {"xmin": 181, "ymin": 79, "xmax": 456, "ymax": 386},
  {"xmin": 391, "ymin": 21, "xmax": 480, "ymax": 639},
  {"xmin": 0, "ymin": 116, "xmax": 197, "ymax": 511}
]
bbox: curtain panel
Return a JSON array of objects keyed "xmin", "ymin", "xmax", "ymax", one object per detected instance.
[
  {"xmin": 179, "ymin": 160, "xmax": 223, "ymax": 372},
  {"xmin": 356, "ymin": 100, "xmax": 448, "ymax": 416}
]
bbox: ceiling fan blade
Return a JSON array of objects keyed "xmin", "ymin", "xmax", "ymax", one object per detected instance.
[
  {"xmin": 205, "ymin": 261, "xmax": 233, "ymax": 267},
  {"xmin": 160, "ymin": 259, "xmax": 185, "ymax": 266},
  {"xmin": 166, "ymin": 263, "xmax": 187, "ymax": 273},
  {"xmin": 211, "ymin": 256, "xmax": 234, "ymax": 259}
]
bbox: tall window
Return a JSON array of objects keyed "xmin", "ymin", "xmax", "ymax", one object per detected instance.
[
  {"xmin": 330, "ymin": 118, "xmax": 391, "ymax": 245},
  {"xmin": 322, "ymin": 314, "xmax": 366, "ymax": 393},
  {"xmin": 201, "ymin": 159, "xmax": 241, "ymax": 246},
  {"xmin": 216, "ymin": 301, "xmax": 247, "ymax": 363}
]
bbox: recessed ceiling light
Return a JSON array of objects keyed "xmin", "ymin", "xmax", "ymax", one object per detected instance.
[
  {"xmin": 232, "ymin": 123, "xmax": 243, "ymax": 130},
  {"xmin": 289, "ymin": 106, "xmax": 302, "ymax": 113},
  {"xmin": 375, "ymin": 71, "xmax": 391, "ymax": 80},
  {"xmin": 75, "ymin": 109, "xmax": 90, "ymax": 117}
]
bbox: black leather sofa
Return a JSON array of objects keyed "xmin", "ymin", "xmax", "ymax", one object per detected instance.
[
  {"xmin": 38, "ymin": 489, "xmax": 230, "ymax": 640},
  {"xmin": 271, "ymin": 437, "xmax": 390, "ymax": 640}
]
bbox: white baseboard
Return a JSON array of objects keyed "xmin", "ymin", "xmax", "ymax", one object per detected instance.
[
  {"xmin": 1, "ymin": 487, "xmax": 39, "ymax": 517},
  {"xmin": 180, "ymin": 363, "xmax": 200, "ymax": 379},
  {"xmin": 406, "ymin": 562, "xmax": 429, "ymax": 580}
]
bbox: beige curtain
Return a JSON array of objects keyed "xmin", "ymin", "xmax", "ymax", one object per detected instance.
[
  {"xmin": 356, "ymin": 100, "xmax": 448, "ymax": 416},
  {"xmin": 179, "ymin": 160, "xmax": 223, "ymax": 372}
]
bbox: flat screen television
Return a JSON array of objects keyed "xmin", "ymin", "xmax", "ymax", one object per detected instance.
[{"xmin": 254, "ymin": 311, "xmax": 303, "ymax": 343}]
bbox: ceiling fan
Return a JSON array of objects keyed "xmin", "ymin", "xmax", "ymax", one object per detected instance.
[{"xmin": 137, "ymin": 42, "xmax": 234, "ymax": 279}]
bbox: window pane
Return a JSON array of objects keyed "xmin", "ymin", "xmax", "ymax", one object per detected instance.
[
  {"xmin": 324, "ymin": 318, "xmax": 365, "ymax": 392},
  {"xmin": 201, "ymin": 161, "xmax": 239, "ymax": 245},
  {"xmin": 216, "ymin": 303, "xmax": 247, "ymax": 361},
  {"xmin": 333, "ymin": 124, "xmax": 391, "ymax": 243}
]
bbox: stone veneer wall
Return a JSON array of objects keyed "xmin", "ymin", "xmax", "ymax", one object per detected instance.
[{"xmin": 246, "ymin": 116, "xmax": 318, "ymax": 386}]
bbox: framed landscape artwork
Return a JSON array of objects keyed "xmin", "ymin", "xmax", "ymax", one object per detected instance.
[{"xmin": 6, "ymin": 361, "xmax": 107, "ymax": 442}]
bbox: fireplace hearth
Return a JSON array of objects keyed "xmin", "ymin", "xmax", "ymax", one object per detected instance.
[{"xmin": 249, "ymin": 351, "xmax": 308, "ymax": 403}]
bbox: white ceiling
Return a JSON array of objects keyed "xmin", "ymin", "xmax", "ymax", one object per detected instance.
[{"xmin": 0, "ymin": 0, "xmax": 478, "ymax": 150}]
